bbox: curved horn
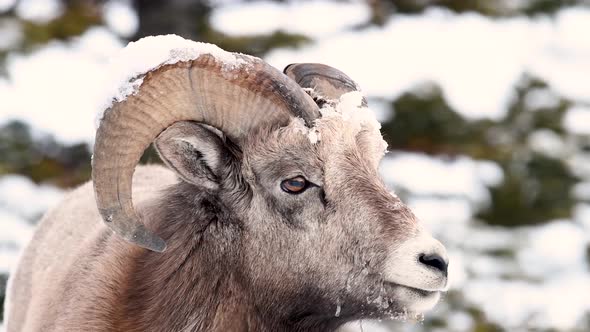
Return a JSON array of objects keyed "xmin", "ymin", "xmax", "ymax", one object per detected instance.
[
  {"xmin": 283, "ymin": 63, "xmax": 364, "ymax": 104},
  {"xmin": 93, "ymin": 54, "xmax": 319, "ymax": 252}
]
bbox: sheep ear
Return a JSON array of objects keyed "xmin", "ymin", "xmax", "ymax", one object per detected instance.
[{"xmin": 155, "ymin": 121, "xmax": 227, "ymax": 190}]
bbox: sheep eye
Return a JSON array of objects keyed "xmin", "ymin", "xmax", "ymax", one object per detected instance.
[{"xmin": 281, "ymin": 176, "xmax": 308, "ymax": 194}]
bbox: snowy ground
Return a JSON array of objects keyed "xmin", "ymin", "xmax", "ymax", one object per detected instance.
[{"xmin": 1, "ymin": 1, "xmax": 590, "ymax": 331}]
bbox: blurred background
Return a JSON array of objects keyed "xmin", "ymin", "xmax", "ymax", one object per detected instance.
[{"xmin": 0, "ymin": 0, "xmax": 589, "ymax": 331}]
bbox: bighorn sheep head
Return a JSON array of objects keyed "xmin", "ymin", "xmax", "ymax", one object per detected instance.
[{"xmin": 92, "ymin": 46, "xmax": 449, "ymax": 321}]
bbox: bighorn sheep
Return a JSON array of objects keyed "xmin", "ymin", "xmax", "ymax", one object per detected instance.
[{"xmin": 4, "ymin": 36, "xmax": 449, "ymax": 332}]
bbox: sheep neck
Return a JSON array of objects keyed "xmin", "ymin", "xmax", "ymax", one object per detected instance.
[{"xmin": 114, "ymin": 185, "xmax": 343, "ymax": 332}]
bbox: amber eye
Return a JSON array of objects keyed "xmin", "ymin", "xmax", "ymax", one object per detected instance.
[{"xmin": 281, "ymin": 176, "xmax": 308, "ymax": 194}]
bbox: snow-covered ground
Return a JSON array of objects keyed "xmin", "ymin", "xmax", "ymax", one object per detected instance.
[{"xmin": 1, "ymin": 1, "xmax": 590, "ymax": 331}]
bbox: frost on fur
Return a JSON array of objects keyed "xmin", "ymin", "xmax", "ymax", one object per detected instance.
[{"xmin": 306, "ymin": 91, "xmax": 388, "ymax": 158}]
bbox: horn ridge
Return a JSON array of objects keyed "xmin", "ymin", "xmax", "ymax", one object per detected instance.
[{"xmin": 93, "ymin": 53, "xmax": 319, "ymax": 252}]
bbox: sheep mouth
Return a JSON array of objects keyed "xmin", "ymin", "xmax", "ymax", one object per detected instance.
[
  {"xmin": 380, "ymin": 281, "xmax": 443, "ymax": 313},
  {"xmin": 403, "ymin": 285, "xmax": 437, "ymax": 297},
  {"xmin": 383, "ymin": 281, "xmax": 440, "ymax": 297}
]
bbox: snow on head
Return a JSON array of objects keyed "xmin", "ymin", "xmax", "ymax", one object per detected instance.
[
  {"xmin": 96, "ymin": 34, "xmax": 248, "ymax": 127},
  {"xmin": 321, "ymin": 91, "xmax": 381, "ymax": 131},
  {"xmin": 307, "ymin": 90, "xmax": 386, "ymax": 150},
  {"xmin": 336, "ymin": 91, "xmax": 384, "ymax": 149}
]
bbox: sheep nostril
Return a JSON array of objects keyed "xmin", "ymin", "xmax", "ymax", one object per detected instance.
[{"xmin": 419, "ymin": 253, "xmax": 448, "ymax": 276}]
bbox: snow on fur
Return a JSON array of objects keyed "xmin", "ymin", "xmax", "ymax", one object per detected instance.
[{"xmin": 310, "ymin": 91, "xmax": 387, "ymax": 154}]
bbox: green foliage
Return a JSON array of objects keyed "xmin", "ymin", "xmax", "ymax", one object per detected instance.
[
  {"xmin": 379, "ymin": 76, "xmax": 580, "ymax": 227},
  {"xmin": 523, "ymin": 0, "xmax": 582, "ymax": 16},
  {"xmin": 0, "ymin": 2, "xmax": 102, "ymax": 53},
  {"xmin": 0, "ymin": 121, "xmax": 166, "ymax": 188},
  {"xmin": 485, "ymin": 247, "xmax": 515, "ymax": 258},
  {"xmin": 466, "ymin": 306, "xmax": 505, "ymax": 332},
  {"xmin": 21, "ymin": 2, "xmax": 102, "ymax": 47},
  {"xmin": 478, "ymin": 77, "xmax": 577, "ymax": 226},
  {"xmin": 392, "ymin": 0, "xmax": 502, "ymax": 16},
  {"xmin": 381, "ymin": 83, "xmax": 492, "ymax": 156},
  {"xmin": 135, "ymin": 0, "xmax": 214, "ymax": 41},
  {"xmin": 369, "ymin": 0, "xmax": 586, "ymax": 18},
  {"xmin": 479, "ymin": 153, "xmax": 577, "ymax": 226},
  {"xmin": 0, "ymin": 121, "xmax": 92, "ymax": 187},
  {"xmin": 503, "ymin": 77, "xmax": 569, "ymax": 134},
  {"xmin": 424, "ymin": 316, "xmax": 447, "ymax": 328},
  {"xmin": 205, "ymin": 30, "xmax": 310, "ymax": 58}
]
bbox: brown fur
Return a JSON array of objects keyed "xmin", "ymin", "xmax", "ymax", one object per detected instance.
[{"xmin": 6, "ymin": 119, "xmax": 422, "ymax": 332}]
